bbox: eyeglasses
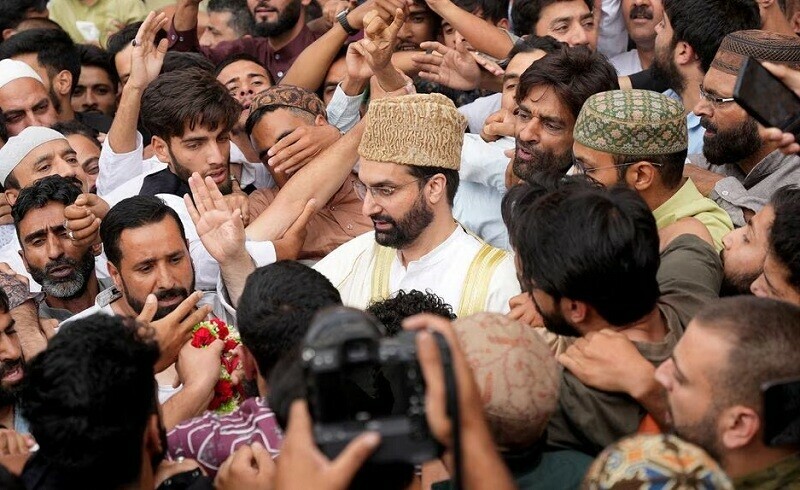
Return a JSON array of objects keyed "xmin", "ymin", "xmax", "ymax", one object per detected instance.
[
  {"xmin": 699, "ymin": 84, "xmax": 735, "ymax": 107},
  {"xmin": 353, "ymin": 178, "xmax": 425, "ymax": 202},
  {"xmin": 573, "ymin": 159, "xmax": 662, "ymax": 175}
]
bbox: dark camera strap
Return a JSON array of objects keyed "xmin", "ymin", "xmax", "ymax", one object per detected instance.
[{"xmin": 434, "ymin": 332, "xmax": 463, "ymax": 490}]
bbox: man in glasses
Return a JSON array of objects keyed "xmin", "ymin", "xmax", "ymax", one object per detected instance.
[
  {"xmin": 571, "ymin": 89, "xmax": 732, "ymax": 251},
  {"xmin": 314, "ymin": 94, "xmax": 520, "ymax": 315},
  {"xmin": 685, "ymin": 30, "xmax": 800, "ymax": 227}
]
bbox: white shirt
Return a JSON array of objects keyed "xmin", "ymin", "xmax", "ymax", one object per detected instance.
[
  {"xmin": 327, "ymin": 84, "xmax": 364, "ymax": 133},
  {"xmin": 313, "ymin": 227, "xmax": 520, "ymax": 314},
  {"xmin": 598, "ymin": 0, "xmax": 629, "ymax": 59},
  {"xmin": 458, "ymin": 93, "xmax": 502, "ymax": 135},
  {"xmin": 610, "ymin": 49, "xmax": 643, "ymax": 76}
]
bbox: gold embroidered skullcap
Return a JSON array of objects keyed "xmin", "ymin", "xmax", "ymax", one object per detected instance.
[
  {"xmin": 249, "ymin": 84, "xmax": 327, "ymax": 119},
  {"xmin": 711, "ymin": 29, "xmax": 800, "ymax": 76},
  {"xmin": 358, "ymin": 93, "xmax": 466, "ymax": 170}
]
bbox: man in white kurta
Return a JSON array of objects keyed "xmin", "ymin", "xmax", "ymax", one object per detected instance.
[{"xmin": 313, "ymin": 94, "xmax": 520, "ymax": 316}]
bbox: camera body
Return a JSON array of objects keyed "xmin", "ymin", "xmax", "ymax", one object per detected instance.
[{"xmin": 302, "ymin": 307, "xmax": 440, "ymax": 465}]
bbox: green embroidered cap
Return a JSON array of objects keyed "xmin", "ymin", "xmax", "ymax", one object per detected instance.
[{"xmin": 573, "ymin": 89, "xmax": 687, "ymax": 157}]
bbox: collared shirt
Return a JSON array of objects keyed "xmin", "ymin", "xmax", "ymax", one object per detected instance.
[
  {"xmin": 313, "ymin": 226, "xmax": 520, "ymax": 314},
  {"xmin": 689, "ymin": 150, "xmax": 800, "ymax": 227},
  {"xmin": 167, "ymin": 22, "xmax": 320, "ymax": 82},
  {"xmin": 248, "ymin": 175, "xmax": 373, "ymax": 260},
  {"xmin": 39, "ymin": 278, "xmax": 115, "ymax": 322},
  {"xmin": 458, "ymin": 93, "xmax": 502, "ymax": 135},
  {"xmin": 653, "ymin": 178, "xmax": 733, "ymax": 252},
  {"xmin": 610, "ymin": 49, "xmax": 643, "ymax": 76},
  {"xmin": 168, "ymin": 397, "xmax": 282, "ymax": 477},
  {"xmin": 48, "ymin": 0, "xmax": 147, "ymax": 46},
  {"xmin": 664, "ymin": 89, "xmax": 705, "ymax": 155},
  {"xmin": 733, "ymin": 452, "xmax": 800, "ymax": 489}
]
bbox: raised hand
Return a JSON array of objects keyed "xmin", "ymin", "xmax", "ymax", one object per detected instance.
[
  {"xmin": 127, "ymin": 11, "xmax": 170, "ymax": 91},
  {"xmin": 360, "ymin": 8, "xmax": 407, "ymax": 73},
  {"xmin": 412, "ymin": 40, "xmax": 481, "ymax": 91},
  {"xmin": 480, "ymin": 108, "xmax": 515, "ymax": 142},
  {"xmin": 345, "ymin": 41, "xmax": 374, "ymax": 85},
  {"xmin": 184, "ymin": 173, "xmax": 247, "ymax": 266},
  {"xmin": 64, "ymin": 193, "xmax": 108, "ymax": 249},
  {"xmin": 267, "ymin": 125, "xmax": 343, "ymax": 175}
]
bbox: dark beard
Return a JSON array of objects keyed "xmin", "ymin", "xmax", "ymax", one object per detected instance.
[
  {"xmin": 512, "ymin": 142, "xmax": 573, "ymax": 183},
  {"xmin": 371, "ymin": 191, "xmax": 434, "ymax": 249},
  {"xmin": 49, "ymin": 84, "xmax": 62, "ymax": 114},
  {"xmin": 701, "ymin": 116, "xmax": 763, "ymax": 166},
  {"xmin": 28, "ymin": 250, "xmax": 96, "ymax": 300},
  {"xmin": 530, "ymin": 294, "xmax": 581, "ymax": 337},
  {"xmin": 671, "ymin": 404, "xmax": 725, "ymax": 463},
  {"xmin": 255, "ymin": 0, "xmax": 302, "ymax": 38},
  {"xmin": 167, "ymin": 147, "xmax": 233, "ymax": 195},
  {"xmin": 720, "ymin": 249, "xmax": 759, "ymax": 296},
  {"xmin": 651, "ymin": 43, "xmax": 685, "ymax": 94},
  {"xmin": 0, "ymin": 359, "xmax": 24, "ymax": 409},
  {"xmin": 123, "ymin": 281, "xmax": 195, "ymax": 321}
]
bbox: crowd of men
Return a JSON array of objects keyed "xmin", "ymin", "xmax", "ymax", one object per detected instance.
[{"xmin": 0, "ymin": 0, "xmax": 798, "ymax": 488}]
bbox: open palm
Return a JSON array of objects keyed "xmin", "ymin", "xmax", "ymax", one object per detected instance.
[{"xmin": 184, "ymin": 174, "xmax": 246, "ymax": 264}]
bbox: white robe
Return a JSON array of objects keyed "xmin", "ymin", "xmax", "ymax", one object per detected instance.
[{"xmin": 313, "ymin": 227, "xmax": 520, "ymax": 315}]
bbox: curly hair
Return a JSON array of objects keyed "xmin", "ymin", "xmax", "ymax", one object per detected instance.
[{"xmin": 366, "ymin": 290, "xmax": 457, "ymax": 337}]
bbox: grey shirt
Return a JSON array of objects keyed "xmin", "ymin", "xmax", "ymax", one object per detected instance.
[
  {"xmin": 38, "ymin": 277, "xmax": 115, "ymax": 322},
  {"xmin": 689, "ymin": 150, "xmax": 800, "ymax": 227}
]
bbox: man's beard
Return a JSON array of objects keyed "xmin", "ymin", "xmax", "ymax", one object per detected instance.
[
  {"xmin": 719, "ymin": 249, "xmax": 759, "ymax": 296},
  {"xmin": 0, "ymin": 358, "xmax": 24, "ymax": 408},
  {"xmin": 123, "ymin": 280, "xmax": 195, "ymax": 321},
  {"xmin": 701, "ymin": 116, "xmax": 763, "ymax": 166},
  {"xmin": 28, "ymin": 250, "xmax": 96, "ymax": 300},
  {"xmin": 254, "ymin": 0, "xmax": 302, "ymax": 38},
  {"xmin": 371, "ymin": 192, "xmax": 434, "ymax": 249},
  {"xmin": 651, "ymin": 42, "xmax": 685, "ymax": 94},
  {"xmin": 512, "ymin": 141, "xmax": 573, "ymax": 183},
  {"xmin": 49, "ymin": 84, "xmax": 62, "ymax": 114},
  {"xmin": 530, "ymin": 294, "xmax": 582, "ymax": 337},
  {"xmin": 671, "ymin": 403, "xmax": 725, "ymax": 463},
  {"xmin": 168, "ymin": 147, "xmax": 233, "ymax": 195}
]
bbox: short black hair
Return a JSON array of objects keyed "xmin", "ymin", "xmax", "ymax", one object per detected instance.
[
  {"xmin": 0, "ymin": 288, "xmax": 9, "ymax": 314},
  {"xmin": 366, "ymin": 290, "xmax": 457, "ymax": 336},
  {"xmin": 236, "ymin": 261, "xmax": 342, "ymax": 378},
  {"xmin": 767, "ymin": 185, "xmax": 800, "ymax": 293},
  {"xmin": 0, "ymin": 0, "xmax": 46, "ymax": 33},
  {"xmin": 12, "ymin": 175, "xmax": 81, "ymax": 233},
  {"xmin": 208, "ymin": 0, "xmax": 256, "ymax": 36},
  {"xmin": 141, "ymin": 67, "xmax": 241, "ymax": 141},
  {"xmin": 508, "ymin": 34, "xmax": 564, "ymax": 59},
  {"xmin": 511, "ymin": 0, "xmax": 592, "ymax": 36},
  {"xmin": 13, "ymin": 17, "xmax": 63, "ymax": 33},
  {"xmin": 20, "ymin": 314, "xmax": 160, "ymax": 487},
  {"xmin": 77, "ymin": 43, "xmax": 119, "ymax": 89},
  {"xmin": 407, "ymin": 165, "xmax": 459, "ymax": 207},
  {"xmin": 516, "ymin": 45, "xmax": 619, "ymax": 120},
  {"xmin": 512, "ymin": 185, "xmax": 661, "ymax": 327},
  {"xmin": 214, "ymin": 52, "xmax": 274, "ymax": 85},
  {"xmin": 100, "ymin": 195, "xmax": 187, "ymax": 268},
  {"xmin": 614, "ymin": 149, "xmax": 688, "ymax": 190},
  {"xmin": 662, "ymin": 0, "xmax": 761, "ymax": 73},
  {"xmin": 0, "ymin": 28, "xmax": 81, "ymax": 94},
  {"xmin": 161, "ymin": 51, "xmax": 215, "ymax": 75},
  {"xmin": 452, "ymin": 0, "xmax": 510, "ymax": 24},
  {"xmin": 51, "ymin": 120, "xmax": 102, "ymax": 150},
  {"xmin": 106, "ymin": 22, "xmax": 168, "ymax": 81}
]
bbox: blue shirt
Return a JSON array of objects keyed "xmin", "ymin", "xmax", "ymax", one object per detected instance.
[{"xmin": 664, "ymin": 89, "xmax": 706, "ymax": 155}]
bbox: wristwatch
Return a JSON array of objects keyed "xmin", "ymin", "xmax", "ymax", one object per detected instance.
[{"xmin": 336, "ymin": 9, "xmax": 358, "ymax": 36}]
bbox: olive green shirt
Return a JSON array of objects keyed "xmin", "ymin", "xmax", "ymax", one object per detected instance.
[
  {"xmin": 734, "ymin": 453, "xmax": 800, "ymax": 489},
  {"xmin": 653, "ymin": 178, "xmax": 733, "ymax": 252}
]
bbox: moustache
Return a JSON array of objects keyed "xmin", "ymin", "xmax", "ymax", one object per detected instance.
[
  {"xmin": 45, "ymin": 256, "xmax": 79, "ymax": 276},
  {"xmin": 370, "ymin": 214, "xmax": 397, "ymax": 226},
  {"xmin": 630, "ymin": 5, "xmax": 654, "ymax": 19},
  {"xmin": 700, "ymin": 116, "xmax": 718, "ymax": 133},
  {"xmin": 0, "ymin": 358, "xmax": 23, "ymax": 380},
  {"xmin": 154, "ymin": 287, "xmax": 189, "ymax": 302}
]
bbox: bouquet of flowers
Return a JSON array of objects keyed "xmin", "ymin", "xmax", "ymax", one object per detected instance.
[{"xmin": 191, "ymin": 318, "xmax": 245, "ymax": 413}]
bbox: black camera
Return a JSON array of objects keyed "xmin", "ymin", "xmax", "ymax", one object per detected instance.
[{"xmin": 302, "ymin": 306, "xmax": 440, "ymax": 465}]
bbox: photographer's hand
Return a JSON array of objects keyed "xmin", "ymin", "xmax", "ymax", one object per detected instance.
[
  {"xmin": 275, "ymin": 401, "xmax": 380, "ymax": 490},
  {"xmin": 403, "ymin": 314, "xmax": 516, "ymax": 490}
]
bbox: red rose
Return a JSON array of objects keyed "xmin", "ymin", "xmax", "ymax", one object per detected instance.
[
  {"xmin": 209, "ymin": 395, "xmax": 226, "ymax": 410},
  {"xmin": 210, "ymin": 318, "xmax": 229, "ymax": 339},
  {"xmin": 191, "ymin": 327, "xmax": 216, "ymax": 348},
  {"xmin": 222, "ymin": 355, "xmax": 240, "ymax": 374},
  {"xmin": 223, "ymin": 338, "xmax": 239, "ymax": 353},
  {"xmin": 215, "ymin": 379, "xmax": 234, "ymax": 399}
]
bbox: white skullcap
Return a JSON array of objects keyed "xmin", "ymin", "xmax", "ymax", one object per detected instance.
[
  {"xmin": 0, "ymin": 127, "xmax": 66, "ymax": 185},
  {"xmin": 0, "ymin": 59, "xmax": 44, "ymax": 90}
]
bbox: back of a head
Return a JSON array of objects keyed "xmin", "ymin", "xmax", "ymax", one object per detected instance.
[
  {"xmin": 512, "ymin": 185, "xmax": 661, "ymax": 326},
  {"xmin": 768, "ymin": 185, "xmax": 800, "ymax": 294},
  {"xmin": 51, "ymin": 120, "xmax": 101, "ymax": 149},
  {"xmin": 161, "ymin": 51, "xmax": 215, "ymax": 75},
  {"xmin": 366, "ymin": 290, "xmax": 457, "ymax": 337},
  {"xmin": 141, "ymin": 67, "xmax": 240, "ymax": 141},
  {"xmin": 237, "ymin": 261, "xmax": 342, "ymax": 378},
  {"xmin": 512, "ymin": 0, "xmax": 592, "ymax": 36},
  {"xmin": 20, "ymin": 314, "xmax": 160, "ymax": 487},
  {"xmin": 661, "ymin": 0, "xmax": 761, "ymax": 72},
  {"xmin": 694, "ymin": 296, "xmax": 800, "ymax": 411},
  {"xmin": 208, "ymin": 0, "xmax": 256, "ymax": 36},
  {"xmin": 0, "ymin": 0, "xmax": 45, "ymax": 34},
  {"xmin": 12, "ymin": 17, "xmax": 63, "ymax": 34},
  {"xmin": 516, "ymin": 45, "xmax": 619, "ymax": 121},
  {"xmin": 107, "ymin": 22, "xmax": 142, "ymax": 59},
  {"xmin": 0, "ymin": 28, "xmax": 80, "ymax": 89},
  {"xmin": 100, "ymin": 195, "xmax": 186, "ymax": 268},
  {"xmin": 508, "ymin": 34, "xmax": 564, "ymax": 60},
  {"xmin": 452, "ymin": 0, "xmax": 509, "ymax": 24},
  {"xmin": 582, "ymin": 434, "xmax": 733, "ymax": 489},
  {"xmin": 453, "ymin": 313, "xmax": 559, "ymax": 450}
]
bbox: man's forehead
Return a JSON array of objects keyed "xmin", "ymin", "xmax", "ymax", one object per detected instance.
[
  {"xmin": 507, "ymin": 50, "xmax": 546, "ymax": 76},
  {"xmin": 19, "ymin": 202, "xmax": 67, "ymax": 235},
  {"xmin": 702, "ymin": 67, "xmax": 736, "ymax": 95},
  {"xmin": 20, "ymin": 139, "xmax": 72, "ymax": 165},
  {"xmin": 752, "ymin": 204, "xmax": 776, "ymax": 233},
  {"xmin": 358, "ymin": 159, "xmax": 412, "ymax": 183},
  {"xmin": 118, "ymin": 220, "xmax": 185, "ymax": 256},
  {"xmin": 540, "ymin": 0, "xmax": 591, "ymax": 21},
  {"xmin": 520, "ymin": 85, "xmax": 572, "ymax": 119},
  {"xmin": 218, "ymin": 60, "xmax": 268, "ymax": 84},
  {"xmin": 0, "ymin": 77, "xmax": 48, "ymax": 104}
]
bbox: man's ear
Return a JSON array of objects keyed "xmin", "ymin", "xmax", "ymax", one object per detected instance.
[
  {"xmin": 720, "ymin": 405, "xmax": 761, "ymax": 451},
  {"xmin": 151, "ymin": 136, "xmax": 171, "ymax": 166},
  {"xmin": 627, "ymin": 161, "xmax": 656, "ymax": 192},
  {"xmin": 107, "ymin": 260, "xmax": 124, "ymax": 291},
  {"xmin": 426, "ymin": 173, "xmax": 447, "ymax": 205},
  {"xmin": 314, "ymin": 115, "xmax": 328, "ymax": 127},
  {"xmin": 791, "ymin": 11, "xmax": 800, "ymax": 35},
  {"xmin": 5, "ymin": 189, "xmax": 18, "ymax": 207},
  {"xmin": 495, "ymin": 18, "xmax": 510, "ymax": 30},
  {"xmin": 18, "ymin": 249, "xmax": 31, "ymax": 275},
  {"xmin": 561, "ymin": 297, "xmax": 588, "ymax": 326},
  {"xmin": 53, "ymin": 69, "xmax": 73, "ymax": 98},
  {"xmin": 674, "ymin": 41, "xmax": 698, "ymax": 66}
]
